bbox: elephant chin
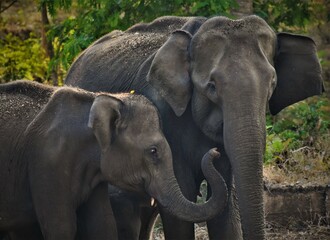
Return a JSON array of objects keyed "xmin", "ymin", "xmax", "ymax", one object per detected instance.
[
  {"xmin": 201, "ymin": 123, "xmax": 223, "ymax": 144},
  {"xmin": 193, "ymin": 112, "xmax": 224, "ymax": 144}
]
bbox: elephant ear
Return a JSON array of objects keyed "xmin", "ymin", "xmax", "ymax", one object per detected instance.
[
  {"xmin": 147, "ymin": 30, "xmax": 192, "ymax": 117},
  {"xmin": 88, "ymin": 95, "xmax": 122, "ymax": 153},
  {"xmin": 269, "ymin": 33, "xmax": 324, "ymax": 115}
]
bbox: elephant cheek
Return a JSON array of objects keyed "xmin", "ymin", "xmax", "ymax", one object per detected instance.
[
  {"xmin": 100, "ymin": 156, "xmax": 112, "ymax": 180},
  {"xmin": 191, "ymin": 92, "xmax": 224, "ymax": 143},
  {"xmin": 100, "ymin": 150, "xmax": 121, "ymax": 183}
]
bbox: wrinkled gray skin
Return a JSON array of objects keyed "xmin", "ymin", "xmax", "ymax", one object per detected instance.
[
  {"xmin": 0, "ymin": 80, "xmax": 227, "ymax": 240},
  {"xmin": 65, "ymin": 15, "xmax": 324, "ymax": 240}
]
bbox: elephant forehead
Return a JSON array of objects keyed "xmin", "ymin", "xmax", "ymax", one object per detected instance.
[
  {"xmin": 192, "ymin": 15, "xmax": 275, "ymax": 44},
  {"xmin": 190, "ymin": 16, "xmax": 276, "ymax": 66},
  {"xmin": 133, "ymin": 106, "xmax": 160, "ymax": 129},
  {"xmin": 123, "ymin": 96, "xmax": 161, "ymax": 130},
  {"xmin": 123, "ymin": 108, "xmax": 163, "ymax": 145}
]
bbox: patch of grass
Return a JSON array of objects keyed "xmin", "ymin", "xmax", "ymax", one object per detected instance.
[
  {"xmin": 264, "ymin": 132, "xmax": 330, "ymax": 185},
  {"xmin": 264, "ymin": 95, "xmax": 330, "ymax": 185}
]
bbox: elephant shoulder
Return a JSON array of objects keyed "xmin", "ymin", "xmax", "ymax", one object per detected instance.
[
  {"xmin": 90, "ymin": 30, "xmax": 124, "ymax": 47},
  {"xmin": 0, "ymin": 80, "xmax": 55, "ymax": 125},
  {"xmin": 46, "ymin": 87, "xmax": 95, "ymax": 112},
  {"xmin": 0, "ymin": 80, "xmax": 54, "ymax": 101}
]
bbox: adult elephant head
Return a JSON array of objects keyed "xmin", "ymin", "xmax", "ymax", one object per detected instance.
[{"xmin": 146, "ymin": 15, "xmax": 323, "ymax": 239}]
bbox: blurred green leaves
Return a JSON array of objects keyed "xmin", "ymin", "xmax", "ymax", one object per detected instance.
[
  {"xmin": 265, "ymin": 97, "xmax": 330, "ymax": 164},
  {"xmin": 44, "ymin": 0, "xmax": 237, "ymax": 71},
  {"xmin": 0, "ymin": 33, "xmax": 49, "ymax": 83},
  {"xmin": 253, "ymin": 0, "xmax": 327, "ymax": 32}
]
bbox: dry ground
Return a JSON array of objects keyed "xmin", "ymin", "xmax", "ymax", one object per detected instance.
[{"xmin": 152, "ymin": 217, "xmax": 330, "ymax": 240}]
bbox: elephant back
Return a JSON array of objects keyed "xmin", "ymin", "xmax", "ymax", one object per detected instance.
[
  {"xmin": 64, "ymin": 17, "xmax": 195, "ymax": 93},
  {"xmin": 126, "ymin": 16, "xmax": 192, "ymax": 33},
  {"xmin": 0, "ymin": 80, "xmax": 54, "ymax": 129}
]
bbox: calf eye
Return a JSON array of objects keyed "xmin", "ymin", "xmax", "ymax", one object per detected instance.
[
  {"xmin": 150, "ymin": 147, "xmax": 158, "ymax": 156},
  {"xmin": 148, "ymin": 146, "xmax": 160, "ymax": 163}
]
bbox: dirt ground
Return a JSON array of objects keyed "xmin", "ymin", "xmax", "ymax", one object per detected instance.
[
  {"xmin": 262, "ymin": 166, "xmax": 329, "ymax": 240},
  {"xmin": 264, "ymin": 222, "xmax": 330, "ymax": 240},
  {"xmin": 152, "ymin": 219, "xmax": 330, "ymax": 240}
]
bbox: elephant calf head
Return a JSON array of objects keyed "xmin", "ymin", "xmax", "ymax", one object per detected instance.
[
  {"xmin": 88, "ymin": 94, "xmax": 170, "ymax": 193},
  {"xmin": 87, "ymin": 93, "xmax": 228, "ymax": 223}
]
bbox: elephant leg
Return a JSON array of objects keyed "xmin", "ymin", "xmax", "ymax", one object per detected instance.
[
  {"xmin": 159, "ymin": 208, "xmax": 195, "ymax": 240},
  {"xmin": 0, "ymin": 232, "xmax": 6, "ymax": 240},
  {"xmin": 77, "ymin": 183, "xmax": 117, "ymax": 240},
  {"xmin": 109, "ymin": 188, "xmax": 159, "ymax": 240},
  {"xmin": 32, "ymin": 192, "xmax": 77, "ymax": 239},
  {"xmin": 7, "ymin": 223, "xmax": 43, "ymax": 240},
  {"xmin": 109, "ymin": 184, "xmax": 158, "ymax": 240},
  {"xmin": 207, "ymin": 183, "xmax": 242, "ymax": 240},
  {"xmin": 139, "ymin": 206, "xmax": 159, "ymax": 240},
  {"xmin": 29, "ymin": 158, "xmax": 78, "ymax": 239},
  {"xmin": 109, "ymin": 192, "xmax": 141, "ymax": 240}
]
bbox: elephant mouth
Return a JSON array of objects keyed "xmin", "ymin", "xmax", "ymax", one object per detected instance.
[
  {"xmin": 108, "ymin": 184, "xmax": 153, "ymax": 206},
  {"xmin": 116, "ymin": 178, "xmax": 149, "ymax": 197},
  {"xmin": 201, "ymin": 121, "xmax": 224, "ymax": 144},
  {"xmin": 191, "ymin": 106, "xmax": 224, "ymax": 143}
]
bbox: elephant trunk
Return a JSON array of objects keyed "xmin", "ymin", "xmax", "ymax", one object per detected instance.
[
  {"xmin": 149, "ymin": 148, "xmax": 228, "ymax": 223},
  {"xmin": 224, "ymin": 109, "xmax": 266, "ymax": 239}
]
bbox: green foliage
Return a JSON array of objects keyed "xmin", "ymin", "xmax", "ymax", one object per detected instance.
[
  {"xmin": 253, "ymin": 0, "xmax": 327, "ymax": 31},
  {"xmin": 0, "ymin": 33, "xmax": 49, "ymax": 83},
  {"xmin": 44, "ymin": 0, "xmax": 237, "ymax": 70},
  {"xmin": 265, "ymin": 96, "xmax": 330, "ymax": 164}
]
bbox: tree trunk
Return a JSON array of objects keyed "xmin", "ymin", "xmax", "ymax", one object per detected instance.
[
  {"xmin": 232, "ymin": 0, "xmax": 253, "ymax": 17},
  {"xmin": 40, "ymin": 3, "xmax": 58, "ymax": 86}
]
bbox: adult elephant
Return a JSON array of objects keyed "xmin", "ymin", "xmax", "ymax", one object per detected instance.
[{"xmin": 65, "ymin": 15, "xmax": 324, "ymax": 239}]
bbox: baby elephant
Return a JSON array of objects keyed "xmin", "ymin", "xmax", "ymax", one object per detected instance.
[{"xmin": 0, "ymin": 80, "xmax": 227, "ymax": 240}]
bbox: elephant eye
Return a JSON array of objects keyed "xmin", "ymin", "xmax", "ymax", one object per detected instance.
[
  {"xmin": 149, "ymin": 147, "xmax": 158, "ymax": 157},
  {"xmin": 148, "ymin": 146, "xmax": 160, "ymax": 164},
  {"xmin": 206, "ymin": 80, "xmax": 218, "ymax": 103},
  {"xmin": 207, "ymin": 81, "xmax": 216, "ymax": 92}
]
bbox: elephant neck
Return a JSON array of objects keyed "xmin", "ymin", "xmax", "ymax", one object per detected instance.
[{"xmin": 70, "ymin": 151, "xmax": 105, "ymax": 206}]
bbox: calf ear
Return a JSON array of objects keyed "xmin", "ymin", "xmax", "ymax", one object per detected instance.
[
  {"xmin": 88, "ymin": 95, "xmax": 122, "ymax": 152},
  {"xmin": 269, "ymin": 33, "xmax": 324, "ymax": 115},
  {"xmin": 147, "ymin": 30, "xmax": 193, "ymax": 117}
]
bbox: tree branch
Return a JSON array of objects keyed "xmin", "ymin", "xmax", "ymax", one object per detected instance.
[{"xmin": 0, "ymin": 0, "xmax": 18, "ymax": 14}]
